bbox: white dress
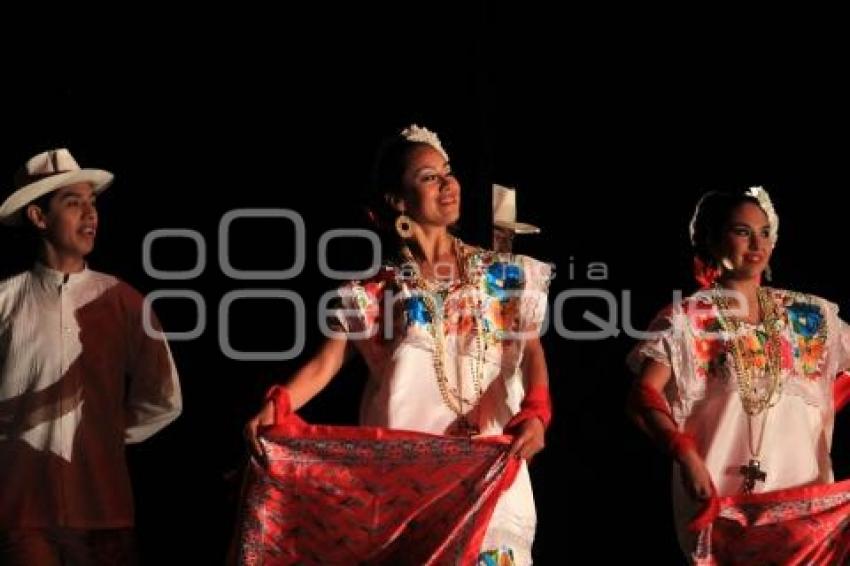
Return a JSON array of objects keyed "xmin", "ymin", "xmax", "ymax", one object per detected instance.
[
  {"xmin": 629, "ymin": 287, "xmax": 850, "ymax": 557},
  {"xmin": 331, "ymin": 242, "xmax": 552, "ymax": 565}
]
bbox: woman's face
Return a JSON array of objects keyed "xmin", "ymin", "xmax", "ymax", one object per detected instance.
[
  {"xmin": 715, "ymin": 201, "xmax": 773, "ymax": 280},
  {"xmin": 398, "ymin": 144, "xmax": 460, "ymax": 228}
]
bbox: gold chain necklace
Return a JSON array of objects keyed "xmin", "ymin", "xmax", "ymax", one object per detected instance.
[
  {"xmin": 711, "ymin": 283, "xmax": 785, "ymax": 492},
  {"xmin": 711, "ymin": 284, "xmax": 784, "ymax": 415},
  {"xmin": 400, "ymin": 238, "xmax": 485, "ymax": 435}
]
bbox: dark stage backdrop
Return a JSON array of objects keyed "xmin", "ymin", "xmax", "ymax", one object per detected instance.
[{"xmin": 2, "ymin": 6, "xmax": 847, "ymax": 564}]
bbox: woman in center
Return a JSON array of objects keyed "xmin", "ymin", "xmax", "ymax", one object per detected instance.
[{"xmin": 246, "ymin": 125, "xmax": 553, "ymax": 564}]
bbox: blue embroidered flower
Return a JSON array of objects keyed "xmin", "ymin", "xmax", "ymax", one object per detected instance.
[
  {"xmin": 485, "ymin": 262, "xmax": 524, "ymax": 301},
  {"xmin": 787, "ymin": 302, "xmax": 823, "ymax": 338},
  {"xmin": 405, "ymin": 296, "xmax": 432, "ymax": 325},
  {"xmin": 478, "ymin": 547, "xmax": 515, "ymax": 566}
]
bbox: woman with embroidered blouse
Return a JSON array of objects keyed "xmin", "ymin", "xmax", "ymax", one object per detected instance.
[
  {"xmin": 628, "ymin": 187, "xmax": 850, "ymax": 563},
  {"xmin": 244, "ymin": 125, "xmax": 553, "ymax": 565}
]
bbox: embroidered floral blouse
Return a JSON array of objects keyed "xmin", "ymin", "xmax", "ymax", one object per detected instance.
[
  {"xmin": 328, "ymin": 240, "xmax": 552, "ymax": 564},
  {"xmin": 330, "ymin": 240, "xmax": 551, "ymax": 436},
  {"xmin": 629, "ymin": 287, "xmax": 850, "ymax": 544}
]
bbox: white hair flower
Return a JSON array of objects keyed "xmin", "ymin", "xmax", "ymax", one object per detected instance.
[
  {"xmin": 745, "ymin": 186, "xmax": 779, "ymax": 244},
  {"xmin": 400, "ymin": 124, "xmax": 449, "ymax": 161}
]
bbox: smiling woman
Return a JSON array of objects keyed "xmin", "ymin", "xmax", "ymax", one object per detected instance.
[
  {"xmin": 240, "ymin": 125, "xmax": 555, "ymax": 565},
  {"xmin": 627, "ymin": 186, "xmax": 850, "ymax": 564}
]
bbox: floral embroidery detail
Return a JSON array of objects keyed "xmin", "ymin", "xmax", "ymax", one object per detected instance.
[
  {"xmin": 482, "ymin": 261, "xmax": 526, "ymax": 339},
  {"xmin": 485, "ymin": 299, "xmax": 506, "ymax": 333},
  {"xmin": 686, "ymin": 292, "xmax": 805, "ymax": 381},
  {"xmin": 344, "ymin": 281, "xmax": 386, "ymax": 332},
  {"xmin": 405, "ymin": 296, "xmax": 432, "ymax": 326},
  {"xmin": 684, "ymin": 296, "xmax": 808, "ymax": 379},
  {"xmin": 343, "ymin": 266, "xmax": 399, "ymax": 333},
  {"xmin": 478, "ymin": 547, "xmax": 515, "ymax": 566},
  {"xmin": 787, "ymin": 302, "xmax": 823, "ymax": 338},
  {"xmin": 391, "ymin": 250, "xmax": 534, "ymax": 346},
  {"xmin": 786, "ymin": 300, "xmax": 827, "ymax": 378},
  {"xmin": 796, "ymin": 336, "xmax": 826, "ymax": 377},
  {"xmin": 339, "ymin": 244, "xmax": 548, "ymax": 359},
  {"xmin": 684, "ymin": 297, "xmax": 728, "ymax": 379},
  {"xmin": 443, "ymin": 292, "xmax": 479, "ymax": 336},
  {"xmin": 774, "ymin": 336, "xmax": 795, "ymax": 370},
  {"xmin": 693, "ymin": 334, "xmax": 727, "ymax": 379},
  {"xmin": 485, "ymin": 262, "xmax": 524, "ymax": 301}
]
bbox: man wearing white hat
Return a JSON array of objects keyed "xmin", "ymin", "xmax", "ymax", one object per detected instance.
[
  {"xmin": 0, "ymin": 149, "xmax": 182, "ymax": 564},
  {"xmin": 492, "ymin": 184, "xmax": 541, "ymax": 253}
]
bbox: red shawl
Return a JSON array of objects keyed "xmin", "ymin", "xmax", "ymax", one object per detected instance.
[{"xmin": 235, "ymin": 416, "xmax": 520, "ymax": 565}]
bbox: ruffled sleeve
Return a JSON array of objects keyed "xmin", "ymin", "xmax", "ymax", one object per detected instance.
[
  {"xmin": 326, "ymin": 273, "xmax": 392, "ymax": 340},
  {"xmin": 516, "ymin": 255, "xmax": 552, "ymax": 336},
  {"xmin": 823, "ymin": 299, "xmax": 850, "ymax": 376},
  {"xmin": 478, "ymin": 253, "xmax": 552, "ymax": 339},
  {"xmin": 627, "ymin": 305, "xmax": 679, "ymax": 374},
  {"xmin": 626, "ymin": 302, "xmax": 697, "ymax": 425}
]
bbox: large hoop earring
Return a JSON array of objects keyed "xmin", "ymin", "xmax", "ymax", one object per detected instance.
[{"xmin": 395, "ymin": 214, "xmax": 414, "ymax": 238}]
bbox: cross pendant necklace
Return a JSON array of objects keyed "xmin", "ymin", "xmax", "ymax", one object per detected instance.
[
  {"xmin": 739, "ymin": 411, "xmax": 770, "ymax": 494},
  {"xmin": 738, "ymin": 458, "xmax": 767, "ymax": 493}
]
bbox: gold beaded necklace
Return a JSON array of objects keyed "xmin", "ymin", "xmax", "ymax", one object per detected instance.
[
  {"xmin": 711, "ymin": 283, "xmax": 785, "ymax": 492},
  {"xmin": 400, "ymin": 237, "xmax": 485, "ymax": 435},
  {"xmin": 710, "ymin": 284, "xmax": 784, "ymax": 415}
]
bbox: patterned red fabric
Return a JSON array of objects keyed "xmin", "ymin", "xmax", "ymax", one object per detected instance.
[
  {"xmin": 235, "ymin": 416, "xmax": 521, "ymax": 565},
  {"xmin": 693, "ymin": 479, "xmax": 850, "ymax": 565}
]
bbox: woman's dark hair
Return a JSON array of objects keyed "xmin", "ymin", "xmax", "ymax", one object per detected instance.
[
  {"xmin": 689, "ymin": 190, "xmax": 770, "ymax": 288},
  {"xmin": 690, "ymin": 191, "xmax": 764, "ymax": 264},
  {"xmin": 364, "ymin": 136, "xmax": 430, "ymax": 260}
]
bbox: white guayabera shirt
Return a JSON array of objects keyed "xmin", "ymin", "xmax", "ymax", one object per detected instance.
[{"xmin": 0, "ymin": 263, "xmax": 182, "ymax": 528}]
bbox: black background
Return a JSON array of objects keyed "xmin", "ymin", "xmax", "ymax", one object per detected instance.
[{"xmin": 2, "ymin": 5, "xmax": 849, "ymax": 564}]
